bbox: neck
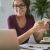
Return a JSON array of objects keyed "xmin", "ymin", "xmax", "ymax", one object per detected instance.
[{"xmin": 16, "ymin": 15, "xmax": 26, "ymax": 20}]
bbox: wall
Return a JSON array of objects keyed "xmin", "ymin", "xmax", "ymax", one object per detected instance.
[{"xmin": 0, "ymin": 0, "xmax": 14, "ymax": 28}]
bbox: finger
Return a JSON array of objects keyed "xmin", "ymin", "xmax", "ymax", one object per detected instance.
[
  {"xmin": 38, "ymin": 20, "xmax": 44, "ymax": 24},
  {"xmin": 47, "ymin": 21, "xmax": 50, "ymax": 24},
  {"xmin": 43, "ymin": 23, "xmax": 49, "ymax": 30},
  {"xmin": 44, "ymin": 23, "xmax": 49, "ymax": 27}
]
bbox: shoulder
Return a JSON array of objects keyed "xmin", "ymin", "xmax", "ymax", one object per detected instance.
[
  {"xmin": 8, "ymin": 15, "xmax": 15, "ymax": 19},
  {"xmin": 27, "ymin": 14, "xmax": 35, "ymax": 22},
  {"xmin": 29, "ymin": 14, "xmax": 34, "ymax": 19},
  {"xmin": 7, "ymin": 15, "xmax": 15, "ymax": 21}
]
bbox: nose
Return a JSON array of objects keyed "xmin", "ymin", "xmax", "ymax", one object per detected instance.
[{"xmin": 17, "ymin": 7, "xmax": 21, "ymax": 12}]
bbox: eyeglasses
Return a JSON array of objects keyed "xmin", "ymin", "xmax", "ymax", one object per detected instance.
[{"xmin": 14, "ymin": 4, "xmax": 26, "ymax": 9}]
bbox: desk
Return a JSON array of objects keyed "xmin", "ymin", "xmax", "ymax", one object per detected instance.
[
  {"xmin": 20, "ymin": 42, "xmax": 50, "ymax": 50},
  {"xmin": 40, "ymin": 41, "xmax": 50, "ymax": 44},
  {"xmin": 20, "ymin": 49, "xmax": 28, "ymax": 50},
  {"xmin": 20, "ymin": 46, "xmax": 29, "ymax": 50},
  {"xmin": 28, "ymin": 42, "xmax": 50, "ymax": 44}
]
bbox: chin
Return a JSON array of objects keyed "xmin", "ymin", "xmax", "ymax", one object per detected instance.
[
  {"xmin": 16, "ymin": 14, "xmax": 23, "ymax": 17},
  {"xmin": 17, "ymin": 15, "xmax": 22, "ymax": 17}
]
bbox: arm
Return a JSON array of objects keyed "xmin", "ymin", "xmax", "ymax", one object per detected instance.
[
  {"xmin": 7, "ymin": 17, "xmax": 44, "ymax": 44},
  {"xmin": 33, "ymin": 30, "xmax": 45, "ymax": 43},
  {"xmin": 18, "ymin": 21, "xmax": 44, "ymax": 44},
  {"xmin": 7, "ymin": 16, "xmax": 35, "ymax": 44},
  {"xmin": 18, "ymin": 20, "xmax": 45, "ymax": 44},
  {"xmin": 17, "ymin": 28, "xmax": 35, "ymax": 44},
  {"xmin": 33, "ymin": 23, "xmax": 49, "ymax": 43}
]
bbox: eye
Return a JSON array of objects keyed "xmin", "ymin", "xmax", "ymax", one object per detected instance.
[
  {"xmin": 14, "ymin": 4, "xmax": 18, "ymax": 7},
  {"xmin": 19, "ymin": 4, "xmax": 25, "ymax": 7}
]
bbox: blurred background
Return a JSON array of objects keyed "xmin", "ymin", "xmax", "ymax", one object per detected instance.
[{"xmin": 0, "ymin": 0, "xmax": 50, "ymax": 42}]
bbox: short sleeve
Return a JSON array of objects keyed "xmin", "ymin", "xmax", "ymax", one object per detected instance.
[{"xmin": 7, "ymin": 16, "xmax": 15, "ymax": 29}]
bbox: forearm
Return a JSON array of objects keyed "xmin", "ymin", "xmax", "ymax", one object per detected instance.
[
  {"xmin": 17, "ymin": 28, "xmax": 35, "ymax": 44},
  {"xmin": 36, "ymin": 32, "xmax": 44, "ymax": 40},
  {"xmin": 33, "ymin": 31, "xmax": 44, "ymax": 42},
  {"xmin": 17, "ymin": 20, "xmax": 45, "ymax": 44}
]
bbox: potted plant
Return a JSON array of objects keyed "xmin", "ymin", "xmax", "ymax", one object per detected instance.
[
  {"xmin": 30, "ymin": 0, "xmax": 50, "ymax": 37},
  {"xmin": 30, "ymin": 0, "xmax": 50, "ymax": 19}
]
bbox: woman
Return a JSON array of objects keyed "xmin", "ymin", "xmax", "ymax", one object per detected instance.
[{"xmin": 7, "ymin": 0, "xmax": 49, "ymax": 44}]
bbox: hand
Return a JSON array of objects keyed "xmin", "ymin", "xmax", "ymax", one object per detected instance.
[
  {"xmin": 32, "ymin": 20, "xmax": 44, "ymax": 33},
  {"xmin": 47, "ymin": 21, "xmax": 50, "ymax": 24},
  {"xmin": 38, "ymin": 22, "xmax": 49, "ymax": 34},
  {"xmin": 43, "ymin": 22, "xmax": 49, "ymax": 31}
]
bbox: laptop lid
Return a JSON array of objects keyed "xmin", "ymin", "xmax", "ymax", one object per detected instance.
[{"xmin": 0, "ymin": 29, "xmax": 20, "ymax": 50}]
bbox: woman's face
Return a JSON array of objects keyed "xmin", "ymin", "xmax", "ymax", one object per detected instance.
[{"xmin": 13, "ymin": 0, "xmax": 27, "ymax": 17}]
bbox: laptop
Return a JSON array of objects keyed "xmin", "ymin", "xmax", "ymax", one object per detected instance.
[{"xmin": 0, "ymin": 29, "xmax": 20, "ymax": 50}]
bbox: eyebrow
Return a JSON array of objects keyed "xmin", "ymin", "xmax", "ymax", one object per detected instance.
[{"xmin": 14, "ymin": 3, "xmax": 25, "ymax": 5}]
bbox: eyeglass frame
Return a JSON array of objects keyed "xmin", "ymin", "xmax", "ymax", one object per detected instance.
[{"xmin": 13, "ymin": 4, "xmax": 26, "ymax": 9}]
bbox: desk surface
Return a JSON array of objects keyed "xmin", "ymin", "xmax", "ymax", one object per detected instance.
[
  {"xmin": 20, "ymin": 49, "xmax": 28, "ymax": 50},
  {"xmin": 40, "ymin": 41, "xmax": 50, "ymax": 44},
  {"xmin": 31, "ymin": 41, "xmax": 50, "ymax": 44},
  {"xmin": 20, "ymin": 42, "xmax": 50, "ymax": 50}
]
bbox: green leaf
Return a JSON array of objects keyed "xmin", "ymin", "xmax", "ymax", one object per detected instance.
[{"xmin": 30, "ymin": 0, "xmax": 50, "ymax": 19}]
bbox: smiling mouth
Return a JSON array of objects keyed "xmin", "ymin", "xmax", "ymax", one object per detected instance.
[{"xmin": 18, "ymin": 12, "xmax": 21, "ymax": 14}]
